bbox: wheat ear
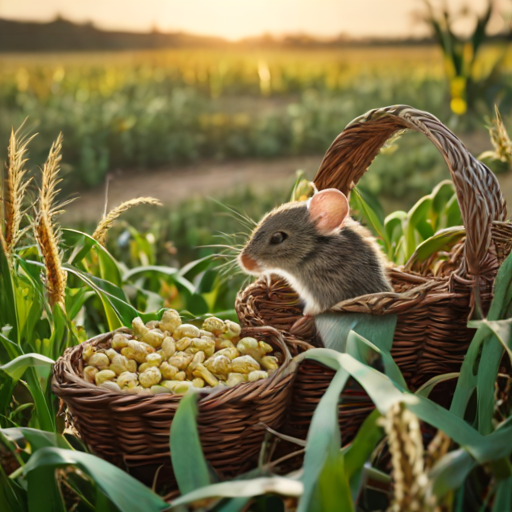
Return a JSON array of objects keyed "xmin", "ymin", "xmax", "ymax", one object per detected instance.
[
  {"xmin": 34, "ymin": 133, "xmax": 67, "ymax": 308},
  {"xmin": 379, "ymin": 403, "xmax": 440, "ymax": 512},
  {"xmin": 93, "ymin": 197, "xmax": 162, "ymax": 246},
  {"xmin": 4, "ymin": 126, "xmax": 36, "ymax": 254}
]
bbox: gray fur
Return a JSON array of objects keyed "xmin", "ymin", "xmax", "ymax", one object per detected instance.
[{"xmin": 239, "ymin": 201, "xmax": 392, "ymax": 314}]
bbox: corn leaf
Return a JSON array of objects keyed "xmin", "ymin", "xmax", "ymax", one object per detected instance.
[
  {"xmin": 170, "ymin": 392, "xmax": 212, "ymax": 494},
  {"xmin": 170, "ymin": 477, "xmax": 303, "ymax": 509},
  {"xmin": 23, "ymin": 447, "xmax": 168, "ymax": 512},
  {"xmin": 298, "ymin": 369, "xmax": 353, "ymax": 512}
]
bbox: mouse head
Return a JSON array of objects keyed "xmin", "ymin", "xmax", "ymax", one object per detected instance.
[{"xmin": 239, "ymin": 188, "xmax": 350, "ymax": 275}]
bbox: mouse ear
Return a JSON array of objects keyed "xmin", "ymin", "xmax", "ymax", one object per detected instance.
[{"xmin": 307, "ymin": 188, "xmax": 350, "ymax": 234}]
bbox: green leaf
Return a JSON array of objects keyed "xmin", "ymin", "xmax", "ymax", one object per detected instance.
[
  {"xmin": 428, "ymin": 449, "xmax": 477, "ymax": 500},
  {"xmin": 63, "ymin": 229, "xmax": 123, "ymax": 287},
  {"xmin": 405, "ymin": 226, "xmax": 465, "ymax": 268},
  {"xmin": 404, "ymin": 196, "xmax": 433, "ymax": 259},
  {"xmin": 0, "ymin": 241, "xmax": 19, "ymax": 345},
  {"xmin": 27, "ymin": 466, "xmax": 66, "ymax": 512},
  {"xmin": 493, "ymin": 476, "xmax": 512, "ymax": 512},
  {"xmin": 0, "ymin": 354, "xmax": 54, "ymax": 382},
  {"xmin": 350, "ymin": 188, "xmax": 389, "ymax": 250},
  {"xmin": 342, "ymin": 409, "xmax": 385, "ymax": 501},
  {"xmin": 298, "ymin": 369, "xmax": 353, "ymax": 512},
  {"xmin": 1, "ymin": 427, "xmax": 73, "ymax": 452},
  {"xmin": 23, "ymin": 448, "xmax": 168, "ymax": 512},
  {"xmin": 170, "ymin": 477, "xmax": 303, "ymax": 509},
  {"xmin": 170, "ymin": 392, "xmax": 212, "ymax": 494}
]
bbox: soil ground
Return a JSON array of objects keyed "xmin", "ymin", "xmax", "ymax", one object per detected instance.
[{"xmin": 64, "ymin": 145, "xmax": 512, "ymax": 224}]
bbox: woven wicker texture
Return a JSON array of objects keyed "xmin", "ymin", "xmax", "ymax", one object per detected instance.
[
  {"xmin": 236, "ymin": 105, "xmax": 512, "ymax": 449},
  {"xmin": 52, "ymin": 326, "xmax": 294, "ymax": 489}
]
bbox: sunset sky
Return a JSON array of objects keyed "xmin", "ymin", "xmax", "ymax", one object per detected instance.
[{"xmin": 0, "ymin": 0, "xmax": 507, "ymax": 40}]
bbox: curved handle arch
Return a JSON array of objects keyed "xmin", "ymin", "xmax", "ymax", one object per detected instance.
[{"xmin": 313, "ymin": 105, "xmax": 507, "ymax": 277}]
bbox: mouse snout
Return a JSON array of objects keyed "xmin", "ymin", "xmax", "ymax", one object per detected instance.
[{"xmin": 239, "ymin": 252, "xmax": 262, "ymax": 273}]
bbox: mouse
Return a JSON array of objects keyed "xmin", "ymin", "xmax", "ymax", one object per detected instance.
[{"xmin": 238, "ymin": 188, "xmax": 393, "ymax": 316}]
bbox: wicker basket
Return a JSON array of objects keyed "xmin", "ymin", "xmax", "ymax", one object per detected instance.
[
  {"xmin": 236, "ymin": 105, "xmax": 512, "ymax": 448},
  {"xmin": 52, "ymin": 325, "xmax": 294, "ymax": 489}
]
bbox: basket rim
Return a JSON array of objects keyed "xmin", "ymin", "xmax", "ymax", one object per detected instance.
[{"xmin": 52, "ymin": 325, "xmax": 294, "ymax": 406}]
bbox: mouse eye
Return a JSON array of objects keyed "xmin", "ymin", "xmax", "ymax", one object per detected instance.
[{"xmin": 270, "ymin": 232, "xmax": 287, "ymax": 245}]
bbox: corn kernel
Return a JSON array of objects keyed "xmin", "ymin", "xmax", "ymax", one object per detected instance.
[
  {"xmin": 215, "ymin": 347, "xmax": 240, "ymax": 360},
  {"xmin": 161, "ymin": 337, "xmax": 176, "ymax": 358},
  {"xmin": 160, "ymin": 362, "xmax": 179, "ymax": 380},
  {"xmin": 176, "ymin": 336, "xmax": 193, "ymax": 351},
  {"xmin": 132, "ymin": 317, "xmax": 149, "ymax": 338},
  {"xmin": 192, "ymin": 378, "xmax": 205, "ymax": 388},
  {"xmin": 169, "ymin": 352, "xmax": 193, "ymax": 370},
  {"xmin": 151, "ymin": 385, "xmax": 172, "ymax": 394},
  {"xmin": 83, "ymin": 366, "xmax": 98, "ymax": 383},
  {"xmin": 159, "ymin": 309, "xmax": 182, "ymax": 334},
  {"xmin": 142, "ymin": 329, "xmax": 164, "ymax": 348},
  {"xmin": 261, "ymin": 355, "xmax": 279, "ymax": 371},
  {"xmin": 226, "ymin": 373, "xmax": 245, "ymax": 387},
  {"xmin": 95, "ymin": 369, "xmax": 116, "ymax": 385},
  {"xmin": 248, "ymin": 370, "xmax": 268, "ymax": 382},
  {"xmin": 146, "ymin": 352, "xmax": 162, "ymax": 367},
  {"xmin": 205, "ymin": 354, "xmax": 232, "ymax": 377},
  {"xmin": 173, "ymin": 324, "xmax": 200, "ymax": 340},
  {"xmin": 117, "ymin": 372, "xmax": 138, "ymax": 389},
  {"xmin": 100, "ymin": 381, "xmax": 121, "ymax": 392},
  {"xmin": 202, "ymin": 317, "xmax": 226, "ymax": 335},
  {"xmin": 111, "ymin": 333, "xmax": 130, "ymax": 350},
  {"xmin": 193, "ymin": 363, "xmax": 219, "ymax": 387},
  {"xmin": 223, "ymin": 320, "xmax": 241, "ymax": 340},
  {"xmin": 232, "ymin": 355, "xmax": 260, "ymax": 374},
  {"xmin": 89, "ymin": 353, "xmax": 110, "ymax": 369},
  {"xmin": 139, "ymin": 367, "xmax": 162, "ymax": 388}
]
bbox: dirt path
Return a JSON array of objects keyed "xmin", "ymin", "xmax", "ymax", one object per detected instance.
[
  {"xmin": 63, "ymin": 155, "xmax": 322, "ymax": 223},
  {"xmin": 63, "ymin": 148, "xmax": 512, "ymax": 224}
]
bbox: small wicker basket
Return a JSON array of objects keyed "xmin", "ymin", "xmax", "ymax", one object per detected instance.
[
  {"xmin": 52, "ymin": 325, "xmax": 294, "ymax": 489},
  {"xmin": 236, "ymin": 105, "xmax": 512, "ymax": 448}
]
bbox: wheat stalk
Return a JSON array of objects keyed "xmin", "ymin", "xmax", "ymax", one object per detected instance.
[
  {"xmin": 2, "ymin": 124, "xmax": 35, "ymax": 255},
  {"xmin": 93, "ymin": 197, "xmax": 162, "ymax": 246},
  {"xmin": 34, "ymin": 133, "xmax": 67, "ymax": 308},
  {"xmin": 379, "ymin": 403, "xmax": 440, "ymax": 512}
]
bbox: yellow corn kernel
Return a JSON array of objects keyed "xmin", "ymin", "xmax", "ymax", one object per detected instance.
[
  {"xmin": 192, "ymin": 378, "xmax": 205, "ymax": 388},
  {"xmin": 83, "ymin": 365, "xmax": 98, "ymax": 383},
  {"xmin": 205, "ymin": 355, "xmax": 232, "ymax": 377},
  {"xmin": 146, "ymin": 352, "xmax": 162, "ymax": 367},
  {"xmin": 95, "ymin": 369, "xmax": 116, "ymax": 385},
  {"xmin": 176, "ymin": 336, "xmax": 193, "ymax": 351},
  {"xmin": 161, "ymin": 337, "xmax": 176, "ymax": 358},
  {"xmin": 215, "ymin": 338, "xmax": 235, "ymax": 351},
  {"xmin": 159, "ymin": 309, "xmax": 182, "ymax": 334},
  {"xmin": 139, "ymin": 367, "xmax": 162, "ymax": 388},
  {"xmin": 126, "ymin": 359, "xmax": 137, "ymax": 373},
  {"xmin": 248, "ymin": 370, "xmax": 268, "ymax": 382},
  {"xmin": 175, "ymin": 371, "xmax": 187, "ymax": 381},
  {"xmin": 150, "ymin": 385, "xmax": 172, "ymax": 394},
  {"xmin": 132, "ymin": 317, "xmax": 149, "ymax": 338},
  {"xmin": 82, "ymin": 343, "xmax": 95, "ymax": 362},
  {"xmin": 111, "ymin": 333, "xmax": 130, "ymax": 350},
  {"xmin": 193, "ymin": 363, "xmax": 219, "ymax": 387},
  {"xmin": 258, "ymin": 341, "xmax": 273, "ymax": 355},
  {"xmin": 160, "ymin": 362, "xmax": 179, "ymax": 380},
  {"xmin": 89, "ymin": 353, "xmax": 110, "ymax": 369},
  {"xmin": 105, "ymin": 348, "xmax": 118, "ymax": 361},
  {"xmin": 261, "ymin": 355, "xmax": 279, "ymax": 371},
  {"xmin": 169, "ymin": 352, "xmax": 193, "ymax": 370},
  {"xmin": 232, "ymin": 355, "xmax": 260, "ymax": 374},
  {"xmin": 202, "ymin": 317, "xmax": 226, "ymax": 335},
  {"xmin": 143, "ymin": 329, "xmax": 165, "ymax": 348},
  {"xmin": 173, "ymin": 324, "xmax": 200, "ymax": 340},
  {"xmin": 215, "ymin": 347, "xmax": 240, "ymax": 360},
  {"xmin": 100, "ymin": 381, "xmax": 121, "ymax": 392},
  {"xmin": 223, "ymin": 320, "xmax": 241, "ymax": 340},
  {"xmin": 226, "ymin": 373, "xmax": 245, "ymax": 387},
  {"xmin": 188, "ymin": 338, "xmax": 215, "ymax": 357},
  {"xmin": 117, "ymin": 371, "xmax": 138, "ymax": 389}
]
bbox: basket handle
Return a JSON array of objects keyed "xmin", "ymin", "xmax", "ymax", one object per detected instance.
[{"xmin": 313, "ymin": 105, "xmax": 507, "ymax": 278}]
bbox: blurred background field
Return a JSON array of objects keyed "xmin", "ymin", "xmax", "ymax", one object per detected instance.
[{"xmin": 1, "ymin": 1, "xmax": 512, "ymax": 268}]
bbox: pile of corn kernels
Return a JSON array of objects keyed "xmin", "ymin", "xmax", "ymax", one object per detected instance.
[{"xmin": 81, "ymin": 309, "xmax": 281, "ymax": 395}]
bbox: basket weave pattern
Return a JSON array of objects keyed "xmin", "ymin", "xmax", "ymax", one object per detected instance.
[
  {"xmin": 52, "ymin": 326, "xmax": 294, "ymax": 487},
  {"xmin": 236, "ymin": 105, "xmax": 512, "ymax": 446}
]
